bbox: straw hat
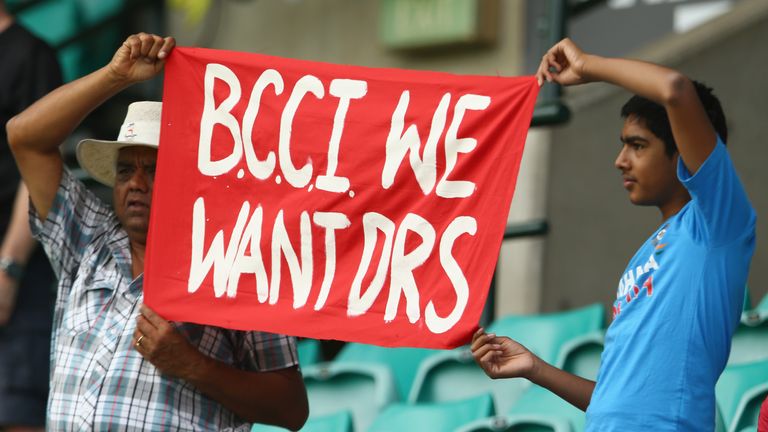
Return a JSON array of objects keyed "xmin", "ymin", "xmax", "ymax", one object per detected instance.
[{"xmin": 76, "ymin": 101, "xmax": 162, "ymax": 186}]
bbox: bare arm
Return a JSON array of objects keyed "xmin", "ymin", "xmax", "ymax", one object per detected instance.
[
  {"xmin": 6, "ymin": 33, "xmax": 175, "ymax": 220},
  {"xmin": 471, "ymin": 328, "xmax": 594, "ymax": 411},
  {"xmin": 135, "ymin": 305, "xmax": 309, "ymax": 430},
  {"xmin": 0, "ymin": 183, "xmax": 37, "ymax": 325},
  {"xmin": 536, "ymin": 38, "xmax": 716, "ymax": 174}
]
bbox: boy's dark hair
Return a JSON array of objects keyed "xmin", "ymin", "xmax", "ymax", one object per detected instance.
[{"xmin": 620, "ymin": 80, "xmax": 728, "ymax": 157}]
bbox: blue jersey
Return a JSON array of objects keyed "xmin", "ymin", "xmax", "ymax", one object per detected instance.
[{"xmin": 586, "ymin": 140, "xmax": 756, "ymax": 431}]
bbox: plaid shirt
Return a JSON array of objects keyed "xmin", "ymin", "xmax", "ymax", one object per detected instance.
[{"xmin": 30, "ymin": 168, "xmax": 299, "ymax": 431}]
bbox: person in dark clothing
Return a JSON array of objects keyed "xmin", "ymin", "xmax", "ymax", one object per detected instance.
[{"xmin": 0, "ymin": 1, "xmax": 62, "ymax": 431}]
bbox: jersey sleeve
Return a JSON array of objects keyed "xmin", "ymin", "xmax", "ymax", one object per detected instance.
[{"xmin": 678, "ymin": 136, "xmax": 756, "ymax": 247}]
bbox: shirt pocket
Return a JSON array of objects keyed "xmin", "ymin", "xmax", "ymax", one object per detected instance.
[{"xmin": 61, "ymin": 274, "xmax": 115, "ymax": 335}]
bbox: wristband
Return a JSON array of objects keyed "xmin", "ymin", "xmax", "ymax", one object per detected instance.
[{"xmin": 0, "ymin": 258, "xmax": 23, "ymax": 281}]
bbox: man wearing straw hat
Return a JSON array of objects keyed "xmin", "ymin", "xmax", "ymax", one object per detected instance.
[{"xmin": 7, "ymin": 33, "xmax": 308, "ymax": 431}]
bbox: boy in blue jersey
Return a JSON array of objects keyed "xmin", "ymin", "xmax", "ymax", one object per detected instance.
[{"xmin": 471, "ymin": 38, "xmax": 755, "ymax": 431}]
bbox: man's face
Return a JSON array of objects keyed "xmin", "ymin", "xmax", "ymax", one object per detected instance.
[
  {"xmin": 113, "ymin": 146, "xmax": 157, "ymax": 245},
  {"xmin": 615, "ymin": 115, "xmax": 687, "ymax": 211}
]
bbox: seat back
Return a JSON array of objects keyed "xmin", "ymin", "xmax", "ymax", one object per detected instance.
[
  {"xmin": 716, "ymin": 358, "xmax": 768, "ymax": 432},
  {"xmin": 18, "ymin": 0, "xmax": 84, "ymax": 82},
  {"xmin": 507, "ymin": 385, "xmax": 585, "ymax": 432},
  {"xmin": 297, "ymin": 338, "xmax": 322, "ymax": 367},
  {"xmin": 456, "ymin": 414, "xmax": 573, "ymax": 432},
  {"xmin": 250, "ymin": 410, "xmax": 353, "ymax": 432},
  {"xmin": 335, "ymin": 342, "xmax": 437, "ymax": 400},
  {"xmin": 368, "ymin": 393, "xmax": 495, "ymax": 432},
  {"xmin": 408, "ymin": 349, "xmax": 531, "ymax": 413},
  {"xmin": 728, "ymin": 323, "xmax": 768, "ymax": 365},
  {"xmin": 559, "ymin": 331, "xmax": 604, "ymax": 380},
  {"xmin": 302, "ymin": 362, "xmax": 397, "ymax": 432},
  {"xmin": 487, "ymin": 303, "xmax": 605, "ymax": 366}
]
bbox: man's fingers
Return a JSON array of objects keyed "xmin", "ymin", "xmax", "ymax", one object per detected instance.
[
  {"xmin": 158, "ymin": 37, "xmax": 176, "ymax": 60},
  {"xmin": 145, "ymin": 35, "xmax": 167, "ymax": 61},
  {"xmin": 136, "ymin": 314, "xmax": 157, "ymax": 337},
  {"xmin": 139, "ymin": 304, "xmax": 168, "ymax": 329},
  {"xmin": 138, "ymin": 33, "xmax": 155, "ymax": 57},
  {"xmin": 123, "ymin": 35, "xmax": 141, "ymax": 60}
]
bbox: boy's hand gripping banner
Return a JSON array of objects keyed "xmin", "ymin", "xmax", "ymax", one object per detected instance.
[{"xmin": 145, "ymin": 47, "xmax": 538, "ymax": 349}]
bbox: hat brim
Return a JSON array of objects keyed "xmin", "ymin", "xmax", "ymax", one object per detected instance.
[{"xmin": 76, "ymin": 139, "xmax": 158, "ymax": 187}]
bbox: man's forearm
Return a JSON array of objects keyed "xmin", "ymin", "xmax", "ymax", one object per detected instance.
[{"xmin": 186, "ymin": 355, "xmax": 308, "ymax": 430}]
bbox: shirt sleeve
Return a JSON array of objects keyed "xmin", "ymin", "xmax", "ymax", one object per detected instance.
[
  {"xmin": 678, "ymin": 137, "xmax": 756, "ymax": 247},
  {"xmin": 29, "ymin": 167, "xmax": 116, "ymax": 280},
  {"xmin": 239, "ymin": 331, "xmax": 299, "ymax": 372}
]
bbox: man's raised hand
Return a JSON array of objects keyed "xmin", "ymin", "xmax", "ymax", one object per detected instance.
[{"xmin": 108, "ymin": 33, "xmax": 176, "ymax": 84}]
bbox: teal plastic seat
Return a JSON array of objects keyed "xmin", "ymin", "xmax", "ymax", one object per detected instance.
[
  {"xmin": 559, "ymin": 330, "xmax": 604, "ymax": 380},
  {"xmin": 334, "ymin": 342, "xmax": 437, "ymax": 400},
  {"xmin": 743, "ymin": 292, "xmax": 768, "ymax": 326},
  {"xmin": 250, "ymin": 410, "xmax": 352, "ymax": 432},
  {"xmin": 504, "ymin": 332, "xmax": 603, "ymax": 431},
  {"xmin": 507, "ymin": 386, "xmax": 585, "ymax": 432},
  {"xmin": 487, "ymin": 303, "xmax": 605, "ymax": 366},
  {"xmin": 297, "ymin": 338, "xmax": 321, "ymax": 367},
  {"xmin": 728, "ymin": 323, "xmax": 768, "ymax": 365},
  {"xmin": 18, "ymin": 0, "xmax": 79, "ymax": 45},
  {"xmin": 76, "ymin": 0, "xmax": 124, "ymax": 24},
  {"xmin": 408, "ymin": 348, "xmax": 531, "ymax": 413},
  {"xmin": 456, "ymin": 414, "xmax": 573, "ymax": 432},
  {"xmin": 368, "ymin": 393, "xmax": 495, "ymax": 432},
  {"xmin": 716, "ymin": 358, "xmax": 768, "ymax": 432},
  {"xmin": 409, "ymin": 304, "xmax": 604, "ymax": 413},
  {"xmin": 18, "ymin": 0, "xmax": 84, "ymax": 82},
  {"xmin": 302, "ymin": 362, "xmax": 397, "ymax": 432},
  {"xmin": 757, "ymin": 293, "xmax": 768, "ymax": 315}
]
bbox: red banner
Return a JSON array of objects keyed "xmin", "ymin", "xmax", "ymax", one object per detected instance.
[{"xmin": 145, "ymin": 47, "xmax": 538, "ymax": 349}]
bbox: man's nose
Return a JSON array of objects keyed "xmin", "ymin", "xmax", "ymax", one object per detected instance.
[{"xmin": 127, "ymin": 168, "xmax": 150, "ymax": 191}]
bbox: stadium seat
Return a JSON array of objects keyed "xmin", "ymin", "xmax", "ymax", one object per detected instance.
[
  {"xmin": 76, "ymin": 0, "xmax": 124, "ymax": 24},
  {"xmin": 334, "ymin": 342, "xmax": 437, "ymax": 400},
  {"xmin": 487, "ymin": 303, "xmax": 605, "ymax": 366},
  {"xmin": 75, "ymin": 0, "xmax": 125, "ymax": 77},
  {"xmin": 297, "ymin": 338, "xmax": 322, "ymax": 367},
  {"xmin": 506, "ymin": 386, "xmax": 586, "ymax": 432},
  {"xmin": 17, "ymin": 0, "xmax": 84, "ymax": 82},
  {"xmin": 18, "ymin": 0, "xmax": 79, "ymax": 45},
  {"xmin": 408, "ymin": 347, "xmax": 532, "ymax": 413},
  {"xmin": 368, "ymin": 393, "xmax": 495, "ymax": 432},
  {"xmin": 250, "ymin": 410, "xmax": 353, "ymax": 432},
  {"xmin": 728, "ymin": 322, "xmax": 768, "ymax": 365},
  {"xmin": 716, "ymin": 358, "xmax": 768, "ymax": 432},
  {"xmin": 409, "ymin": 304, "xmax": 604, "ymax": 413},
  {"xmin": 559, "ymin": 330, "xmax": 604, "ymax": 380},
  {"xmin": 302, "ymin": 362, "xmax": 397, "ymax": 432},
  {"xmin": 456, "ymin": 414, "xmax": 573, "ymax": 432}
]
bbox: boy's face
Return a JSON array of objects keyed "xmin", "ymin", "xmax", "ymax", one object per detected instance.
[{"xmin": 614, "ymin": 115, "xmax": 687, "ymax": 211}]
